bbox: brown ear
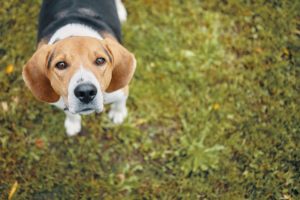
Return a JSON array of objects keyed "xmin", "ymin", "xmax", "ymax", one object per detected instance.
[
  {"xmin": 103, "ymin": 38, "xmax": 136, "ymax": 92},
  {"xmin": 22, "ymin": 45, "xmax": 59, "ymax": 103}
]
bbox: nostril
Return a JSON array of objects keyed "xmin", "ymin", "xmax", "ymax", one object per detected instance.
[
  {"xmin": 89, "ymin": 90, "xmax": 96, "ymax": 96},
  {"xmin": 79, "ymin": 91, "xmax": 85, "ymax": 98}
]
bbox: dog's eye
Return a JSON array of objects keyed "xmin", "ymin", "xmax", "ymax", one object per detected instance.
[
  {"xmin": 55, "ymin": 61, "xmax": 68, "ymax": 70},
  {"xmin": 95, "ymin": 57, "xmax": 106, "ymax": 66}
]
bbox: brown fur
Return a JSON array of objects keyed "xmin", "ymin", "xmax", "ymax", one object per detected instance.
[{"xmin": 23, "ymin": 37, "xmax": 136, "ymax": 103}]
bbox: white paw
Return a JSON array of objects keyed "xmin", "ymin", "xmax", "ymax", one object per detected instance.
[
  {"xmin": 108, "ymin": 107, "xmax": 127, "ymax": 124},
  {"xmin": 115, "ymin": 0, "xmax": 127, "ymax": 23},
  {"xmin": 64, "ymin": 118, "xmax": 81, "ymax": 136}
]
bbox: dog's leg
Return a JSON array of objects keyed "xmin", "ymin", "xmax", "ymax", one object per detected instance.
[
  {"xmin": 115, "ymin": 0, "xmax": 127, "ymax": 23},
  {"xmin": 51, "ymin": 97, "xmax": 81, "ymax": 136},
  {"xmin": 104, "ymin": 89, "xmax": 128, "ymax": 124},
  {"xmin": 108, "ymin": 97, "xmax": 128, "ymax": 124},
  {"xmin": 64, "ymin": 111, "xmax": 81, "ymax": 136}
]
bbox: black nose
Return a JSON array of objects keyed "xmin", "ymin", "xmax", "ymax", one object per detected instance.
[{"xmin": 74, "ymin": 84, "xmax": 97, "ymax": 103}]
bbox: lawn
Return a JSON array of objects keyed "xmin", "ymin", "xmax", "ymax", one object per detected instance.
[{"xmin": 0, "ymin": 0, "xmax": 299, "ymax": 199}]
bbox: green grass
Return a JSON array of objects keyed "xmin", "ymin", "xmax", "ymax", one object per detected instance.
[{"xmin": 0, "ymin": 0, "xmax": 299, "ymax": 199}]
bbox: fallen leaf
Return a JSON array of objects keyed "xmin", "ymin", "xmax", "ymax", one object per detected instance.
[
  {"xmin": 282, "ymin": 194, "xmax": 292, "ymax": 200},
  {"xmin": 8, "ymin": 181, "xmax": 18, "ymax": 200},
  {"xmin": 35, "ymin": 138, "xmax": 44, "ymax": 149},
  {"xmin": 5, "ymin": 64, "xmax": 14, "ymax": 74},
  {"xmin": 212, "ymin": 103, "xmax": 220, "ymax": 110},
  {"xmin": 254, "ymin": 47, "xmax": 263, "ymax": 54},
  {"xmin": 117, "ymin": 173, "xmax": 125, "ymax": 184},
  {"xmin": 1, "ymin": 102, "xmax": 8, "ymax": 112},
  {"xmin": 134, "ymin": 118, "xmax": 147, "ymax": 126}
]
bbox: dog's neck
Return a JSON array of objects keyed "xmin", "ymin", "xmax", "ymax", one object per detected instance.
[{"xmin": 48, "ymin": 23, "xmax": 103, "ymax": 44}]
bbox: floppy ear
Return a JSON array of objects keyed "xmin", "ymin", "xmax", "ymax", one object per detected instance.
[
  {"xmin": 103, "ymin": 38, "xmax": 136, "ymax": 92},
  {"xmin": 22, "ymin": 45, "xmax": 60, "ymax": 103}
]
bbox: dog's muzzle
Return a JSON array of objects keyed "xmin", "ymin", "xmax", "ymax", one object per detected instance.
[{"xmin": 67, "ymin": 67, "xmax": 104, "ymax": 115}]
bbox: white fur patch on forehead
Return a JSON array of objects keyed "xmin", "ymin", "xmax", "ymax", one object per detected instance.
[
  {"xmin": 69, "ymin": 66, "xmax": 100, "ymax": 90},
  {"xmin": 48, "ymin": 23, "xmax": 103, "ymax": 44},
  {"xmin": 67, "ymin": 66, "xmax": 103, "ymax": 114}
]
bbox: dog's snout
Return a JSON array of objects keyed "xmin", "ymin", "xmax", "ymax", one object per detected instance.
[{"xmin": 74, "ymin": 84, "xmax": 97, "ymax": 103}]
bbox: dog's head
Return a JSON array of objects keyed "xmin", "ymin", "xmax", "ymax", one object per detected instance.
[{"xmin": 23, "ymin": 37, "xmax": 136, "ymax": 114}]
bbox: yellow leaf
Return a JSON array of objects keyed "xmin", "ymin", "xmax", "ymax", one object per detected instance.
[
  {"xmin": 282, "ymin": 48, "xmax": 289, "ymax": 55},
  {"xmin": 212, "ymin": 103, "xmax": 220, "ymax": 110},
  {"xmin": 1, "ymin": 101, "xmax": 8, "ymax": 112},
  {"xmin": 134, "ymin": 118, "xmax": 147, "ymax": 126},
  {"xmin": 8, "ymin": 181, "xmax": 18, "ymax": 200},
  {"xmin": 5, "ymin": 64, "xmax": 14, "ymax": 74},
  {"xmin": 254, "ymin": 47, "xmax": 263, "ymax": 54}
]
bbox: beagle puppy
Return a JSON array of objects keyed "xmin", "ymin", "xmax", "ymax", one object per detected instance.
[{"xmin": 22, "ymin": 0, "xmax": 136, "ymax": 136}]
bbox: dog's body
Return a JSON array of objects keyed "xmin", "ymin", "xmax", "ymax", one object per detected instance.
[
  {"xmin": 38, "ymin": 0, "xmax": 122, "ymax": 43},
  {"xmin": 23, "ymin": 0, "xmax": 136, "ymax": 136}
]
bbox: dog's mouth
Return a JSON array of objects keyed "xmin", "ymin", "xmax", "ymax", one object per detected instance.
[
  {"xmin": 74, "ymin": 106, "xmax": 103, "ymax": 115},
  {"xmin": 81, "ymin": 108, "xmax": 93, "ymax": 112},
  {"xmin": 77, "ymin": 108, "xmax": 95, "ymax": 115},
  {"xmin": 64, "ymin": 107, "xmax": 96, "ymax": 115},
  {"xmin": 63, "ymin": 94, "xmax": 104, "ymax": 115}
]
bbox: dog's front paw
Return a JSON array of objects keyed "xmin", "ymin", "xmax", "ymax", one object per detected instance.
[
  {"xmin": 108, "ymin": 106, "xmax": 127, "ymax": 124},
  {"xmin": 64, "ymin": 117, "xmax": 81, "ymax": 136}
]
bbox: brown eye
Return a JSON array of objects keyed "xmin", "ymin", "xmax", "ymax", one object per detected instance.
[
  {"xmin": 55, "ymin": 61, "xmax": 68, "ymax": 70},
  {"xmin": 95, "ymin": 57, "xmax": 106, "ymax": 66}
]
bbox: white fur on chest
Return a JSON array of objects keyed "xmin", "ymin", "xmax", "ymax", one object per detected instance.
[{"xmin": 104, "ymin": 89, "xmax": 127, "ymax": 104}]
